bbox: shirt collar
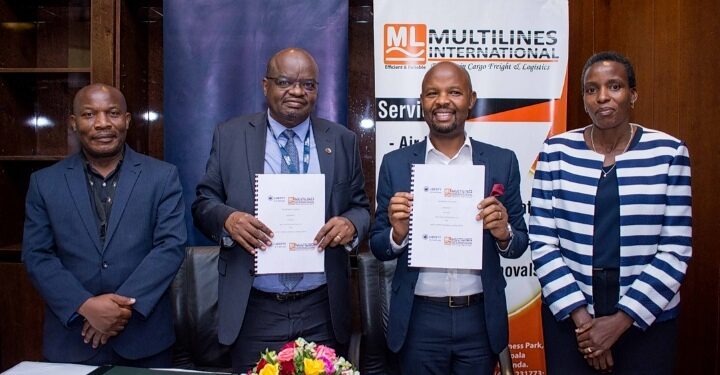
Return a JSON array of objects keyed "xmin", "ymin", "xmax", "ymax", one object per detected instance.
[
  {"xmin": 81, "ymin": 145, "xmax": 125, "ymax": 179},
  {"xmin": 425, "ymin": 133, "xmax": 472, "ymax": 160},
  {"xmin": 267, "ymin": 110, "xmax": 311, "ymax": 140}
]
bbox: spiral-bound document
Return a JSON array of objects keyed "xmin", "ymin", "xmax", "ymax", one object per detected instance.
[
  {"xmin": 409, "ymin": 164, "xmax": 485, "ymax": 270},
  {"xmin": 254, "ymin": 174, "xmax": 325, "ymax": 274}
]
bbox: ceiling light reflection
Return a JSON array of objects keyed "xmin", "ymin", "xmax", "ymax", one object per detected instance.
[
  {"xmin": 142, "ymin": 111, "xmax": 159, "ymax": 122},
  {"xmin": 26, "ymin": 116, "xmax": 54, "ymax": 128},
  {"xmin": 360, "ymin": 118, "xmax": 374, "ymax": 129}
]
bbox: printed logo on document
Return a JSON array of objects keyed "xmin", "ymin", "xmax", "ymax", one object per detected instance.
[
  {"xmin": 384, "ymin": 24, "xmax": 427, "ymax": 65},
  {"xmin": 443, "ymin": 236, "xmax": 473, "ymax": 247},
  {"xmin": 287, "ymin": 196, "xmax": 315, "ymax": 205},
  {"xmin": 288, "ymin": 242, "xmax": 316, "ymax": 251}
]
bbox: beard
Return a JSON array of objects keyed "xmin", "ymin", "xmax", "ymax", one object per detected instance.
[{"xmin": 428, "ymin": 119, "xmax": 458, "ymax": 135}]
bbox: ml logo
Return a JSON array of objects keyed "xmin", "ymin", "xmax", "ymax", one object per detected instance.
[{"xmin": 384, "ymin": 24, "xmax": 427, "ymax": 65}]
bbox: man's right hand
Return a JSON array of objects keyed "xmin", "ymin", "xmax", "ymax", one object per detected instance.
[
  {"xmin": 82, "ymin": 320, "xmax": 112, "ymax": 349},
  {"xmin": 77, "ymin": 294, "xmax": 134, "ymax": 334},
  {"xmin": 389, "ymin": 192, "xmax": 413, "ymax": 245},
  {"xmin": 224, "ymin": 211, "xmax": 273, "ymax": 254}
]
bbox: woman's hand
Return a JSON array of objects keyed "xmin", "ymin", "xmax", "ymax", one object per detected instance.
[{"xmin": 576, "ymin": 311, "xmax": 633, "ymax": 358}]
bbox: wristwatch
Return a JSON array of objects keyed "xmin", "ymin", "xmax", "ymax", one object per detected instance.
[{"xmin": 221, "ymin": 235, "xmax": 236, "ymax": 249}]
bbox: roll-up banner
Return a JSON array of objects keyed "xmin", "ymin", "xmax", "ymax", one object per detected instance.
[{"xmin": 374, "ymin": 1, "xmax": 569, "ymax": 373}]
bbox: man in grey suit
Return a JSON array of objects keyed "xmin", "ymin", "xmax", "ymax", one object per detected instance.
[{"xmin": 192, "ymin": 47, "xmax": 370, "ymax": 373}]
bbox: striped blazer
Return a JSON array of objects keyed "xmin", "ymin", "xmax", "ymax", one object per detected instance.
[{"xmin": 529, "ymin": 125, "xmax": 692, "ymax": 330}]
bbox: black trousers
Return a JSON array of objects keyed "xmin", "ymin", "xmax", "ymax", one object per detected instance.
[
  {"xmin": 230, "ymin": 285, "xmax": 343, "ymax": 374},
  {"xmin": 542, "ymin": 269, "xmax": 678, "ymax": 375}
]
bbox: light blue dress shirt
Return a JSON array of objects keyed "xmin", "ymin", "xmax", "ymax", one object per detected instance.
[{"xmin": 252, "ymin": 111, "xmax": 326, "ymax": 293}]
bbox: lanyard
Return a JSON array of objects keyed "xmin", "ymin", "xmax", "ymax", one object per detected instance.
[{"xmin": 268, "ymin": 123, "xmax": 312, "ymax": 174}]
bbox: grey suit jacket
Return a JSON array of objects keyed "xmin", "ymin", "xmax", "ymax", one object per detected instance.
[{"xmin": 192, "ymin": 112, "xmax": 370, "ymax": 345}]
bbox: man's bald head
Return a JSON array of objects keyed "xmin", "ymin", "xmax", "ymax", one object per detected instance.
[
  {"xmin": 265, "ymin": 48, "xmax": 318, "ymax": 78},
  {"xmin": 73, "ymin": 83, "xmax": 127, "ymax": 116},
  {"xmin": 422, "ymin": 61, "xmax": 473, "ymax": 93}
]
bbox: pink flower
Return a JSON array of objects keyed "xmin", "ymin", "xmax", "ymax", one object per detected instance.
[
  {"xmin": 321, "ymin": 356, "xmax": 335, "ymax": 374},
  {"xmin": 315, "ymin": 345, "xmax": 337, "ymax": 361},
  {"xmin": 491, "ymin": 183, "xmax": 505, "ymax": 197},
  {"xmin": 277, "ymin": 347, "xmax": 295, "ymax": 362},
  {"xmin": 281, "ymin": 341, "xmax": 297, "ymax": 350}
]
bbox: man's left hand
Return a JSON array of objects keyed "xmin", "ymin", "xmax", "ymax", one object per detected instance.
[
  {"xmin": 315, "ymin": 216, "xmax": 356, "ymax": 250},
  {"xmin": 476, "ymin": 196, "xmax": 511, "ymax": 241}
]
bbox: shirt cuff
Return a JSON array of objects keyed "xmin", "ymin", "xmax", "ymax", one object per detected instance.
[
  {"xmin": 389, "ymin": 228, "xmax": 409, "ymax": 254},
  {"xmin": 344, "ymin": 233, "xmax": 359, "ymax": 252},
  {"xmin": 68, "ymin": 312, "xmax": 82, "ymax": 325}
]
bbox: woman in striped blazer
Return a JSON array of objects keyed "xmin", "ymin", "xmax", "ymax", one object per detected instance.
[{"xmin": 529, "ymin": 51, "xmax": 692, "ymax": 374}]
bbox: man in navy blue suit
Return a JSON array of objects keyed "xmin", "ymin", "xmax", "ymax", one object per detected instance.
[
  {"xmin": 22, "ymin": 83, "xmax": 186, "ymax": 366},
  {"xmin": 192, "ymin": 48, "xmax": 370, "ymax": 373},
  {"xmin": 370, "ymin": 62, "xmax": 528, "ymax": 374}
]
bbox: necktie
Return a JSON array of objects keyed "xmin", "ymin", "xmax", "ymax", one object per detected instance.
[
  {"xmin": 279, "ymin": 129, "xmax": 303, "ymax": 290},
  {"xmin": 280, "ymin": 129, "xmax": 299, "ymax": 174}
]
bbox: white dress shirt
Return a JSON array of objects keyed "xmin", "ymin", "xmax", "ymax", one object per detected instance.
[{"xmin": 390, "ymin": 135, "xmax": 484, "ymax": 297}]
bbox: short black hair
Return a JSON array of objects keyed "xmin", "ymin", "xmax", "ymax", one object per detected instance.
[{"xmin": 581, "ymin": 51, "xmax": 636, "ymax": 92}]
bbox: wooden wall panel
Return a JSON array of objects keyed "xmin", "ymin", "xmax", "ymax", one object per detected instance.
[
  {"xmin": 117, "ymin": 0, "xmax": 149, "ymax": 156},
  {"xmin": 0, "ymin": 263, "xmax": 44, "ymax": 370},
  {"xmin": 567, "ymin": 1, "xmax": 594, "ymax": 130},
  {"xmin": 676, "ymin": 1, "xmax": 720, "ymax": 373},
  {"xmin": 90, "ymin": 0, "xmax": 115, "ymax": 85},
  {"xmin": 651, "ymin": 1, "xmax": 680, "ymax": 136},
  {"xmin": 146, "ymin": 4, "xmax": 164, "ymax": 160},
  {"xmin": 348, "ymin": 0, "xmax": 375, "ymax": 222}
]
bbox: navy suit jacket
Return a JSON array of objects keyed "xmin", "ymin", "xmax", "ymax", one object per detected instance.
[
  {"xmin": 22, "ymin": 146, "xmax": 187, "ymax": 362},
  {"xmin": 192, "ymin": 112, "xmax": 370, "ymax": 345},
  {"xmin": 369, "ymin": 139, "xmax": 528, "ymax": 354}
]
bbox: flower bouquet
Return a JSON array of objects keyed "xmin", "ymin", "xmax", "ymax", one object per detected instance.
[{"xmin": 246, "ymin": 337, "xmax": 359, "ymax": 375}]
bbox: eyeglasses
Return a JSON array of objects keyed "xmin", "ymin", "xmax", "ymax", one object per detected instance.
[{"xmin": 265, "ymin": 76, "xmax": 319, "ymax": 92}]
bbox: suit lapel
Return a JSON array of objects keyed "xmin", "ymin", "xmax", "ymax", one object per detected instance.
[
  {"xmin": 407, "ymin": 140, "xmax": 427, "ymax": 190},
  {"xmin": 103, "ymin": 148, "xmax": 141, "ymax": 251},
  {"xmin": 470, "ymin": 138, "xmax": 492, "ymax": 198},
  {"xmin": 312, "ymin": 117, "xmax": 335, "ymax": 212},
  {"xmin": 246, "ymin": 113, "xmax": 268, "ymax": 187},
  {"xmin": 409, "ymin": 140, "xmax": 427, "ymax": 164},
  {"xmin": 65, "ymin": 154, "xmax": 102, "ymax": 253}
]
